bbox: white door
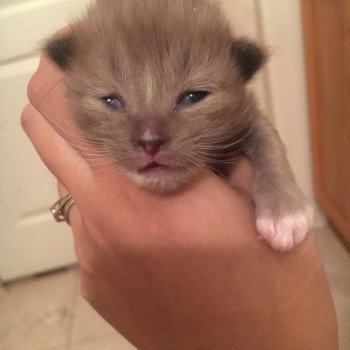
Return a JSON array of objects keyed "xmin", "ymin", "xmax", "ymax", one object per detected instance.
[{"xmin": 0, "ymin": 0, "xmax": 89, "ymax": 282}]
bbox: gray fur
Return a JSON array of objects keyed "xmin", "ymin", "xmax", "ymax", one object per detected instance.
[{"xmin": 44, "ymin": 0, "xmax": 312, "ymax": 250}]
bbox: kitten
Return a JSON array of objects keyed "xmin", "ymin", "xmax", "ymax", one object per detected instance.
[{"xmin": 45, "ymin": 0, "xmax": 313, "ymax": 251}]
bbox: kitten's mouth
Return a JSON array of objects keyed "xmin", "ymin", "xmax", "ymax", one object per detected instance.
[
  {"xmin": 139, "ymin": 162, "xmax": 170, "ymax": 174},
  {"xmin": 133, "ymin": 161, "xmax": 192, "ymax": 192}
]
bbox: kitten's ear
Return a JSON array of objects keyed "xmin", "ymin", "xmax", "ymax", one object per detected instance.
[
  {"xmin": 44, "ymin": 33, "xmax": 75, "ymax": 70},
  {"xmin": 231, "ymin": 38, "xmax": 268, "ymax": 82}
]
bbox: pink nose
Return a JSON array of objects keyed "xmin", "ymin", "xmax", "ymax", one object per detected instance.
[{"xmin": 138, "ymin": 139, "xmax": 166, "ymax": 156}]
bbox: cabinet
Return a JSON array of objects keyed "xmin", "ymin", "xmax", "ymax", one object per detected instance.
[{"xmin": 302, "ymin": 0, "xmax": 350, "ymax": 247}]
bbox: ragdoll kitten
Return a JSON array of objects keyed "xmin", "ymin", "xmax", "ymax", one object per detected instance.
[{"xmin": 45, "ymin": 0, "xmax": 313, "ymax": 251}]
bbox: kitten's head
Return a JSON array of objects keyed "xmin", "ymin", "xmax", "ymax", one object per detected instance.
[{"xmin": 45, "ymin": 0, "xmax": 267, "ymax": 192}]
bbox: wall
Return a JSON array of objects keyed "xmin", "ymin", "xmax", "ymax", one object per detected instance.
[
  {"xmin": 221, "ymin": 0, "xmax": 272, "ymax": 118},
  {"xmin": 221, "ymin": 0, "xmax": 325, "ymax": 227}
]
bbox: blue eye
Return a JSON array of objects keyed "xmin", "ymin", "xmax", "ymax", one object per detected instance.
[
  {"xmin": 178, "ymin": 91, "xmax": 209, "ymax": 106},
  {"xmin": 103, "ymin": 96, "xmax": 123, "ymax": 109}
]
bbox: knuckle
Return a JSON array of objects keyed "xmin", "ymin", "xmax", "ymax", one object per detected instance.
[
  {"xmin": 27, "ymin": 72, "xmax": 41, "ymax": 106},
  {"xmin": 80, "ymin": 283, "xmax": 90, "ymax": 301},
  {"xmin": 79, "ymin": 273, "xmax": 98, "ymax": 306},
  {"xmin": 21, "ymin": 104, "xmax": 34, "ymax": 131}
]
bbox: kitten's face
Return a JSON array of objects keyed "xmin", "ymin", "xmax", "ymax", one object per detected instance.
[{"xmin": 46, "ymin": 0, "xmax": 265, "ymax": 192}]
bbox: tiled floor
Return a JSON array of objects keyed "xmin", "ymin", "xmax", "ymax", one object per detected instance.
[
  {"xmin": 0, "ymin": 268, "xmax": 135, "ymax": 350},
  {"xmin": 315, "ymin": 226, "xmax": 350, "ymax": 350},
  {"xmin": 0, "ymin": 226, "xmax": 349, "ymax": 350}
]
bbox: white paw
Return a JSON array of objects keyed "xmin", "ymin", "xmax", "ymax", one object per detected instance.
[{"xmin": 256, "ymin": 206, "xmax": 313, "ymax": 251}]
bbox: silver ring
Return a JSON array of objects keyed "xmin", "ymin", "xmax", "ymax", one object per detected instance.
[{"xmin": 50, "ymin": 193, "xmax": 75, "ymax": 225}]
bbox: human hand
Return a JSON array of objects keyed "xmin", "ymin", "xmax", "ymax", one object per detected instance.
[{"xmin": 22, "ymin": 54, "xmax": 338, "ymax": 350}]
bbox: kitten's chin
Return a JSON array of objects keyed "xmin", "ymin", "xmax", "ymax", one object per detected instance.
[{"xmin": 126, "ymin": 169, "xmax": 196, "ymax": 193}]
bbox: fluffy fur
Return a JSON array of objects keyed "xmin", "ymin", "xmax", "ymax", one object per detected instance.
[{"xmin": 45, "ymin": 0, "xmax": 312, "ymax": 251}]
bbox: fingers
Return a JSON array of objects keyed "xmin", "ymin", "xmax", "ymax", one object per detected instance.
[
  {"xmin": 57, "ymin": 181, "xmax": 81, "ymax": 228},
  {"xmin": 27, "ymin": 55, "xmax": 82, "ymax": 143},
  {"xmin": 27, "ymin": 25, "xmax": 72, "ymax": 108},
  {"xmin": 57, "ymin": 181, "xmax": 69, "ymax": 197},
  {"xmin": 21, "ymin": 103, "xmax": 92, "ymax": 197},
  {"xmin": 56, "ymin": 180, "xmax": 88, "ymax": 270},
  {"xmin": 27, "ymin": 54, "xmax": 106, "ymax": 164},
  {"xmin": 27, "ymin": 24, "xmax": 71, "ymax": 107},
  {"xmin": 27, "ymin": 54, "xmax": 65, "ymax": 109}
]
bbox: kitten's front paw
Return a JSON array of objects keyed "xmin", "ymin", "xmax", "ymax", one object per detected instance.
[{"xmin": 256, "ymin": 205, "xmax": 313, "ymax": 251}]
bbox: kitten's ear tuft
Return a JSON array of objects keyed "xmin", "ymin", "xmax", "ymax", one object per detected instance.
[
  {"xmin": 231, "ymin": 39, "xmax": 268, "ymax": 81},
  {"xmin": 44, "ymin": 34, "xmax": 75, "ymax": 70}
]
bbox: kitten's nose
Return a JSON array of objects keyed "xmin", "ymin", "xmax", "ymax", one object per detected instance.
[{"xmin": 137, "ymin": 139, "xmax": 166, "ymax": 156}]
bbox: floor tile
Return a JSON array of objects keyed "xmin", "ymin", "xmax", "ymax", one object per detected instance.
[
  {"xmin": 316, "ymin": 226, "xmax": 350, "ymax": 350},
  {"xmin": 0, "ymin": 267, "xmax": 78, "ymax": 350},
  {"xmin": 70, "ymin": 333, "xmax": 136, "ymax": 350},
  {"xmin": 70, "ymin": 292, "xmax": 117, "ymax": 344},
  {"xmin": 71, "ymin": 271, "xmax": 135, "ymax": 349},
  {"xmin": 316, "ymin": 227, "xmax": 350, "ymax": 274}
]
